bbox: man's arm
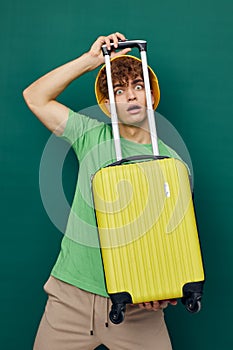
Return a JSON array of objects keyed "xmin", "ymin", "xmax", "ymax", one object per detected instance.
[{"xmin": 23, "ymin": 32, "xmax": 130, "ymax": 135}]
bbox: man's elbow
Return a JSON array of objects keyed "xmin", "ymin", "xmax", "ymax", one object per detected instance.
[
  {"xmin": 22, "ymin": 87, "xmax": 41, "ymax": 115},
  {"xmin": 23, "ymin": 87, "xmax": 33, "ymax": 108}
]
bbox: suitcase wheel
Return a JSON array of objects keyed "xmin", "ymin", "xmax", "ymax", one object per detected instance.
[
  {"xmin": 183, "ymin": 297, "xmax": 201, "ymax": 313},
  {"xmin": 109, "ymin": 304, "xmax": 125, "ymax": 324},
  {"xmin": 182, "ymin": 282, "xmax": 204, "ymax": 313}
]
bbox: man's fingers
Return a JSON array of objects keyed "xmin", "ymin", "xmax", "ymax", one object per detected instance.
[
  {"xmin": 140, "ymin": 302, "xmax": 154, "ymax": 310},
  {"xmin": 110, "ymin": 33, "xmax": 120, "ymax": 48},
  {"xmin": 138, "ymin": 301, "xmax": 160, "ymax": 311},
  {"xmin": 104, "ymin": 37, "xmax": 111, "ymax": 50},
  {"xmin": 137, "ymin": 299, "xmax": 178, "ymax": 311},
  {"xmin": 145, "ymin": 302, "xmax": 153, "ymax": 310},
  {"xmin": 98, "ymin": 32, "xmax": 127, "ymax": 51},
  {"xmin": 151, "ymin": 301, "xmax": 160, "ymax": 310},
  {"xmin": 159, "ymin": 301, "xmax": 169, "ymax": 309},
  {"xmin": 91, "ymin": 33, "xmax": 130, "ymax": 60},
  {"xmin": 112, "ymin": 48, "xmax": 131, "ymax": 58},
  {"xmin": 115, "ymin": 32, "xmax": 127, "ymax": 41},
  {"xmin": 111, "ymin": 32, "xmax": 127, "ymax": 46}
]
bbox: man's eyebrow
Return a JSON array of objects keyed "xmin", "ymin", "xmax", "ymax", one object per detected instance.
[
  {"xmin": 113, "ymin": 83, "xmax": 124, "ymax": 89},
  {"xmin": 113, "ymin": 79, "xmax": 144, "ymax": 89},
  {"xmin": 132, "ymin": 78, "xmax": 144, "ymax": 84}
]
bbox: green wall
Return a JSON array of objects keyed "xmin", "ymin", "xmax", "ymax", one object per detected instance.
[{"xmin": 1, "ymin": 0, "xmax": 232, "ymax": 349}]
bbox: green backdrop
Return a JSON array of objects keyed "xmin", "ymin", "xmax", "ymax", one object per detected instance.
[{"xmin": 1, "ymin": 0, "xmax": 232, "ymax": 349}]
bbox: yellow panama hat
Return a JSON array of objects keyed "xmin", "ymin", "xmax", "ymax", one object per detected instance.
[{"xmin": 94, "ymin": 54, "xmax": 160, "ymax": 117}]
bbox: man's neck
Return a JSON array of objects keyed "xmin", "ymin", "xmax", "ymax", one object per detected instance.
[{"xmin": 119, "ymin": 121, "xmax": 151, "ymax": 144}]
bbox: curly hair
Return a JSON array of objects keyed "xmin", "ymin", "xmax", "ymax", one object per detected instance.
[{"xmin": 98, "ymin": 56, "xmax": 149, "ymax": 98}]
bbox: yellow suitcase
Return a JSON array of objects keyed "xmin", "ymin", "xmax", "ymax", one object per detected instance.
[
  {"xmin": 92, "ymin": 40, "xmax": 205, "ymax": 324},
  {"xmin": 92, "ymin": 156, "xmax": 204, "ymax": 323}
]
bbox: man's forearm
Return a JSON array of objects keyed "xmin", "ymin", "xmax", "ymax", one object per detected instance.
[
  {"xmin": 23, "ymin": 52, "xmax": 101, "ymax": 107},
  {"xmin": 22, "ymin": 32, "xmax": 129, "ymax": 134}
]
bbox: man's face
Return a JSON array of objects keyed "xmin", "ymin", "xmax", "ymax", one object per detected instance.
[{"xmin": 105, "ymin": 76, "xmax": 154, "ymax": 127}]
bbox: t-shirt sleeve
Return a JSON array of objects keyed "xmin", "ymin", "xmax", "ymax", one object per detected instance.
[{"xmin": 57, "ymin": 109, "xmax": 101, "ymax": 144}]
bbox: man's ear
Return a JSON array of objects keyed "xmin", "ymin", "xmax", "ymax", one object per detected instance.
[{"xmin": 104, "ymin": 99, "xmax": 110, "ymax": 113}]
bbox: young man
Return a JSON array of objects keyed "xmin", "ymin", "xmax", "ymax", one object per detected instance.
[{"xmin": 23, "ymin": 32, "xmax": 177, "ymax": 350}]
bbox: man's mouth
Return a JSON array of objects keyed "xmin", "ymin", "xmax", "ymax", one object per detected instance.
[{"xmin": 127, "ymin": 105, "xmax": 142, "ymax": 113}]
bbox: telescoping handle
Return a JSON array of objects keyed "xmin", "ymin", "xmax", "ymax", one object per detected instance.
[
  {"xmin": 102, "ymin": 40, "xmax": 159, "ymax": 161},
  {"xmin": 101, "ymin": 40, "xmax": 147, "ymax": 55}
]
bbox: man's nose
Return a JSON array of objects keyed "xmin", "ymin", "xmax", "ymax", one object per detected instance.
[{"xmin": 127, "ymin": 87, "xmax": 137, "ymax": 101}]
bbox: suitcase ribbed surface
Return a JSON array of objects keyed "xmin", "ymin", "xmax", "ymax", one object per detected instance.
[{"xmin": 92, "ymin": 158, "xmax": 204, "ymax": 303}]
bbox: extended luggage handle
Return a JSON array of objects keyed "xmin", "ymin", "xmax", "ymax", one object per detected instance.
[
  {"xmin": 101, "ymin": 39, "xmax": 147, "ymax": 55},
  {"xmin": 101, "ymin": 39, "xmax": 159, "ymax": 160}
]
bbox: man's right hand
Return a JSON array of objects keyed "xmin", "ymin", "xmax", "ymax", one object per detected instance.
[
  {"xmin": 23, "ymin": 32, "xmax": 131, "ymax": 136},
  {"xmin": 87, "ymin": 32, "xmax": 131, "ymax": 69}
]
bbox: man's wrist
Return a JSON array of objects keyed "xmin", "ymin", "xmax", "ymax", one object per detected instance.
[{"xmin": 82, "ymin": 52, "xmax": 104, "ymax": 71}]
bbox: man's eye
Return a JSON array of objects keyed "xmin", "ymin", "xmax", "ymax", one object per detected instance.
[
  {"xmin": 135, "ymin": 85, "xmax": 143, "ymax": 90},
  {"xmin": 115, "ymin": 89, "xmax": 124, "ymax": 95}
]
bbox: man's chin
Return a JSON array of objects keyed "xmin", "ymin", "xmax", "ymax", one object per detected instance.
[{"xmin": 120, "ymin": 115, "xmax": 148, "ymax": 127}]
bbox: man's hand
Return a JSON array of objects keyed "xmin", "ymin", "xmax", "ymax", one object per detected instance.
[
  {"xmin": 23, "ymin": 32, "xmax": 131, "ymax": 135},
  {"xmin": 137, "ymin": 299, "xmax": 178, "ymax": 311},
  {"xmin": 88, "ymin": 32, "xmax": 131, "ymax": 67}
]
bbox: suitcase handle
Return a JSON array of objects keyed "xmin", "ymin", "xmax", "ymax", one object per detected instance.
[
  {"xmin": 108, "ymin": 155, "xmax": 169, "ymax": 167},
  {"xmin": 101, "ymin": 40, "xmax": 147, "ymax": 55},
  {"xmin": 102, "ymin": 39, "xmax": 159, "ymax": 160}
]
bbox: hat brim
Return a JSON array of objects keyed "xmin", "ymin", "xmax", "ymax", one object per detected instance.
[{"xmin": 95, "ymin": 55, "xmax": 160, "ymax": 117}]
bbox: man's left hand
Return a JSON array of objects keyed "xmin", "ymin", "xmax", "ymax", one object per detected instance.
[{"xmin": 137, "ymin": 299, "xmax": 177, "ymax": 311}]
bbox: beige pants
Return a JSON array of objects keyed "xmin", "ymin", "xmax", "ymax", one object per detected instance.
[{"xmin": 33, "ymin": 276, "xmax": 172, "ymax": 350}]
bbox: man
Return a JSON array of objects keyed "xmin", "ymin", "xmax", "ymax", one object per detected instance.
[{"xmin": 23, "ymin": 32, "xmax": 177, "ymax": 350}]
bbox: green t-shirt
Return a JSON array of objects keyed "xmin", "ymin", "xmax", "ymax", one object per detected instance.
[{"xmin": 51, "ymin": 109, "xmax": 181, "ymax": 297}]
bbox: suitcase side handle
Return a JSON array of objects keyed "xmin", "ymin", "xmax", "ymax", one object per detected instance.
[
  {"xmin": 101, "ymin": 40, "xmax": 147, "ymax": 55},
  {"xmin": 108, "ymin": 155, "xmax": 169, "ymax": 167}
]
